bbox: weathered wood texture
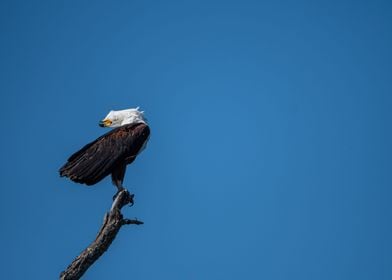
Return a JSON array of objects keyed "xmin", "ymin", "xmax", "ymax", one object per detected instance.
[{"xmin": 60, "ymin": 190, "xmax": 143, "ymax": 280}]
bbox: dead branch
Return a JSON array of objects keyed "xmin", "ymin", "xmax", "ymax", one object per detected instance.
[{"xmin": 60, "ymin": 189, "xmax": 143, "ymax": 280}]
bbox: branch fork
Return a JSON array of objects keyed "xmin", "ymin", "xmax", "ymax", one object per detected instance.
[{"xmin": 60, "ymin": 189, "xmax": 143, "ymax": 280}]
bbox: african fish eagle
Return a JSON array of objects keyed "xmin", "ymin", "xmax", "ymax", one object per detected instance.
[{"xmin": 59, "ymin": 107, "xmax": 150, "ymax": 193}]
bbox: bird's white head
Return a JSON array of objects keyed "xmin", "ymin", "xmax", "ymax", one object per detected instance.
[{"xmin": 99, "ymin": 107, "xmax": 147, "ymax": 128}]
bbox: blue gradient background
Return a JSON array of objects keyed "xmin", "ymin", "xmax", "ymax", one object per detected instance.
[{"xmin": 1, "ymin": 1, "xmax": 391, "ymax": 279}]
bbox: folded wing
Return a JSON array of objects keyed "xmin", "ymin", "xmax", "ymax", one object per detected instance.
[{"xmin": 59, "ymin": 123, "xmax": 150, "ymax": 186}]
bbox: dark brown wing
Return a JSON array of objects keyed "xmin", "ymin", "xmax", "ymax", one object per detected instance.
[{"xmin": 59, "ymin": 123, "xmax": 150, "ymax": 186}]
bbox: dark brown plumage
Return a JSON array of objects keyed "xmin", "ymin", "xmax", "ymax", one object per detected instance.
[{"xmin": 59, "ymin": 123, "xmax": 150, "ymax": 189}]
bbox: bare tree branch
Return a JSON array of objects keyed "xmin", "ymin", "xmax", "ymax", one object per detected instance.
[{"xmin": 60, "ymin": 189, "xmax": 143, "ymax": 280}]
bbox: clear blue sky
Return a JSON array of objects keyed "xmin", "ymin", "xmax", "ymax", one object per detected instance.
[{"xmin": 1, "ymin": 1, "xmax": 391, "ymax": 279}]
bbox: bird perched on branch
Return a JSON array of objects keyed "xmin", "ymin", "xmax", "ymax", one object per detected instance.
[{"xmin": 59, "ymin": 107, "xmax": 150, "ymax": 195}]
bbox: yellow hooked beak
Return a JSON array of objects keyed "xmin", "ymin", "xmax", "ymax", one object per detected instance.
[{"xmin": 99, "ymin": 119, "xmax": 112, "ymax": 127}]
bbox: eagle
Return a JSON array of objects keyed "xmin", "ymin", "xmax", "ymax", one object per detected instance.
[{"xmin": 59, "ymin": 107, "xmax": 150, "ymax": 194}]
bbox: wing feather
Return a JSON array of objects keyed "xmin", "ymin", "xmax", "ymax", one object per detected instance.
[{"xmin": 59, "ymin": 123, "xmax": 150, "ymax": 186}]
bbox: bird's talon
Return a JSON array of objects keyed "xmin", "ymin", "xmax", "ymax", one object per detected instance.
[{"xmin": 128, "ymin": 194, "xmax": 135, "ymax": 206}]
